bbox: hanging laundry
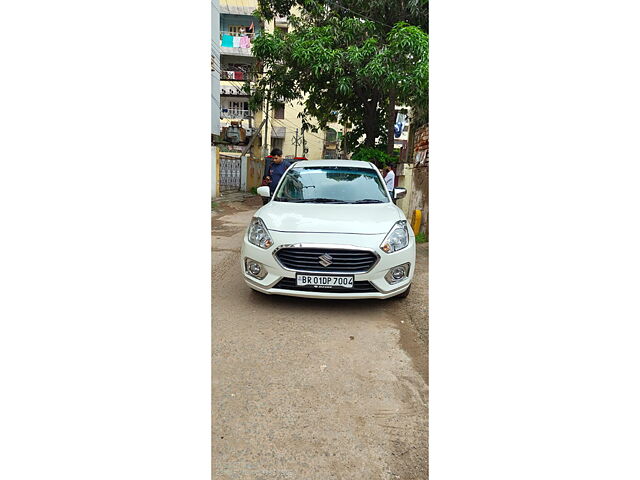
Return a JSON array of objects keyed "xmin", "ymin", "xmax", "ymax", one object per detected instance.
[
  {"xmin": 234, "ymin": 71, "xmax": 244, "ymax": 81},
  {"xmin": 239, "ymin": 35, "xmax": 250, "ymax": 49},
  {"xmin": 221, "ymin": 34, "xmax": 234, "ymax": 47},
  {"xmin": 232, "ymin": 36, "xmax": 241, "ymax": 48}
]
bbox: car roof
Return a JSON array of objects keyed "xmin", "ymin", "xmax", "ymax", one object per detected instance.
[{"xmin": 291, "ymin": 159, "xmax": 376, "ymax": 169}]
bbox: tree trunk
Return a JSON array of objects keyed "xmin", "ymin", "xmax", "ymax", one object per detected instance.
[
  {"xmin": 364, "ymin": 121, "xmax": 377, "ymax": 147},
  {"xmin": 386, "ymin": 91, "xmax": 396, "ymax": 155},
  {"xmin": 363, "ymin": 99, "xmax": 378, "ymax": 148}
]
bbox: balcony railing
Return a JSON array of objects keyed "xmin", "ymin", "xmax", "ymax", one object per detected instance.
[
  {"xmin": 220, "ymin": 85, "xmax": 249, "ymax": 96},
  {"xmin": 221, "ymin": 109, "xmax": 251, "ymax": 119},
  {"xmin": 220, "ymin": 32, "xmax": 257, "ymax": 52},
  {"xmin": 220, "ymin": 70, "xmax": 255, "ymax": 81}
]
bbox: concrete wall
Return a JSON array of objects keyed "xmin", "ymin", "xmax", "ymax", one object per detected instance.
[
  {"xmin": 247, "ymin": 156, "xmax": 265, "ymax": 190},
  {"xmin": 212, "ymin": 146, "xmax": 220, "ymax": 197},
  {"xmin": 396, "ymin": 163, "xmax": 413, "ymax": 218},
  {"xmin": 396, "ymin": 124, "xmax": 428, "ymax": 235}
]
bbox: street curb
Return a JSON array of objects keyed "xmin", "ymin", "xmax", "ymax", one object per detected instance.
[{"xmin": 212, "ymin": 192, "xmax": 257, "ymax": 204}]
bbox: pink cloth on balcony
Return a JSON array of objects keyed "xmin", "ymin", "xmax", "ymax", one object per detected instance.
[
  {"xmin": 233, "ymin": 71, "xmax": 244, "ymax": 80},
  {"xmin": 239, "ymin": 35, "xmax": 251, "ymax": 49}
]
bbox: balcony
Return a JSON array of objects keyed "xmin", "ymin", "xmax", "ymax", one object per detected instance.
[
  {"xmin": 220, "ymin": 70, "xmax": 256, "ymax": 82},
  {"xmin": 221, "ymin": 109, "xmax": 251, "ymax": 120},
  {"xmin": 220, "ymin": 32, "xmax": 257, "ymax": 57},
  {"xmin": 220, "ymin": 85, "xmax": 249, "ymax": 96},
  {"xmin": 275, "ymin": 15, "xmax": 289, "ymax": 26}
]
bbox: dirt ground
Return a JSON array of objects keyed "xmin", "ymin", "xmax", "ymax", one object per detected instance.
[{"xmin": 212, "ymin": 195, "xmax": 429, "ymax": 479}]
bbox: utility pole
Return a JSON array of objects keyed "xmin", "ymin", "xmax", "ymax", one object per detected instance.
[
  {"xmin": 262, "ymin": 89, "xmax": 271, "ymax": 157},
  {"xmin": 341, "ymin": 123, "xmax": 347, "ymax": 159},
  {"xmin": 302, "ymin": 130, "xmax": 308, "ymax": 157},
  {"xmin": 291, "ymin": 128, "xmax": 302, "ymax": 157}
]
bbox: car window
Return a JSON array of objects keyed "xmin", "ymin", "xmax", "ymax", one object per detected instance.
[{"xmin": 273, "ymin": 167, "xmax": 390, "ymax": 204}]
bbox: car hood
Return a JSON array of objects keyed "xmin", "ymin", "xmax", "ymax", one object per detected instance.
[{"xmin": 258, "ymin": 202, "xmax": 403, "ymax": 234}]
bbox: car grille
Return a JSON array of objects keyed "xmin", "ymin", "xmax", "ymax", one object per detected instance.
[
  {"xmin": 274, "ymin": 248, "xmax": 378, "ymax": 273},
  {"xmin": 274, "ymin": 278, "xmax": 379, "ymax": 293}
]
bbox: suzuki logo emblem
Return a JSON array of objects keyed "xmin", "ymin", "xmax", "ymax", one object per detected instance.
[{"xmin": 318, "ymin": 253, "xmax": 333, "ymax": 267}]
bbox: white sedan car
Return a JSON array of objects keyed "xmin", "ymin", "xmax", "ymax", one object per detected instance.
[{"xmin": 240, "ymin": 160, "xmax": 415, "ymax": 299}]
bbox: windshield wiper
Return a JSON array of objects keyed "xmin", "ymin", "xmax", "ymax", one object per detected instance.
[
  {"xmin": 298, "ymin": 198, "xmax": 348, "ymax": 203},
  {"xmin": 352, "ymin": 199, "xmax": 384, "ymax": 204}
]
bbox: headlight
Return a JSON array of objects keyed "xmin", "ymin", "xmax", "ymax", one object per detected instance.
[
  {"xmin": 247, "ymin": 217, "xmax": 273, "ymax": 249},
  {"xmin": 380, "ymin": 220, "xmax": 410, "ymax": 253}
]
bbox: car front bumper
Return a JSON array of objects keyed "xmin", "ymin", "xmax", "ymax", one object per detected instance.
[{"xmin": 240, "ymin": 231, "xmax": 415, "ymax": 300}]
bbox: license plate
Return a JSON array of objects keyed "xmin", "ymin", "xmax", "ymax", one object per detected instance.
[{"xmin": 296, "ymin": 274, "xmax": 354, "ymax": 288}]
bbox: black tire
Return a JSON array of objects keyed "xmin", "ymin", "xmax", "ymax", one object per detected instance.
[{"xmin": 394, "ymin": 284, "xmax": 411, "ymax": 299}]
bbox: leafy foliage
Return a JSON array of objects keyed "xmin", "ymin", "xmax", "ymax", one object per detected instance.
[
  {"xmin": 350, "ymin": 146, "xmax": 398, "ymax": 167},
  {"xmin": 252, "ymin": 0, "xmax": 428, "ymax": 148}
]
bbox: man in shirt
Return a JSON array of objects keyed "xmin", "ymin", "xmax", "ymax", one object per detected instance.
[
  {"xmin": 384, "ymin": 165, "xmax": 396, "ymax": 203},
  {"xmin": 262, "ymin": 148, "xmax": 291, "ymax": 202}
]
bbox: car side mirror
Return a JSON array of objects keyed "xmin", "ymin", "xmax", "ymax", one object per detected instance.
[
  {"xmin": 257, "ymin": 186, "xmax": 271, "ymax": 197},
  {"xmin": 394, "ymin": 188, "xmax": 407, "ymax": 200}
]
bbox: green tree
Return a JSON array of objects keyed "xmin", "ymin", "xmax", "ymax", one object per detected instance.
[{"xmin": 251, "ymin": 0, "xmax": 428, "ymax": 150}]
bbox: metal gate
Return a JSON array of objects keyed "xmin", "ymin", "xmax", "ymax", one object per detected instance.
[{"xmin": 219, "ymin": 154, "xmax": 241, "ymax": 191}]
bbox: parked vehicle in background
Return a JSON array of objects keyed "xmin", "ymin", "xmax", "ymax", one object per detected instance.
[{"xmin": 241, "ymin": 160, "xmax": 415, "ymax": 299}]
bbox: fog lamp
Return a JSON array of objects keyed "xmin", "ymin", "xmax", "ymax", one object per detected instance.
[
  {"xmin": 385, "ymin": 263, "xmax": 410, "ymax": 285},
  {"xmin": 245, "ymin": 258, "xmax": 267, "ymax": 280},
  {"xmin": 391, "ymin": 268, "xmax": 405, "ymax": 280}
]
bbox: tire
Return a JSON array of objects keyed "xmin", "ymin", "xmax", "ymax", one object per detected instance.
[{"xmin": 394, "ymin": 284, "xmax": 411, "ymax": 299}]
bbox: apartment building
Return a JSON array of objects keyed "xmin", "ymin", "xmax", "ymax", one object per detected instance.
[{"xmin": 217, "ymin": 0, "xmax": 346, "ymax": 162}]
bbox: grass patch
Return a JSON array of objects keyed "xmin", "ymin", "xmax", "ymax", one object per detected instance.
[
  {"xmin": 250, "ymin": 187, "xmax": 258, "ymax": 195},
  {"xmin": 415, "ymin": 232, "xmax": 428, "ymax": 243},
  {"xmin": 211, "ymin": 201, "xmax": 220, "ymax": 210}
]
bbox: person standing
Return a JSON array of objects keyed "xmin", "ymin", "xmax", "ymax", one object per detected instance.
[
  {"xmin": 262, "ymin": 148, "xmax": 290, "ymax": 203},
  {"xmin": 383, "ymin": 165, "xmax": 396, "ymax": 202}
]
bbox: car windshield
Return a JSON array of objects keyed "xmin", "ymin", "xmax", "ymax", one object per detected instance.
[{"xmin": 273, "ymin": 166, "xmax": 390, "ymax": 204}]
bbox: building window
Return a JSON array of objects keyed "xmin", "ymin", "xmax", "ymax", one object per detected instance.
[
  {"xmin": 325, "ymin": 128, "xmax": 337, "ymax": 143},
  {"xmin": 228, "ymin": 25, "xmax": 254, "ymax": 36},
  {"xmin": 230, "ymin": 101, "xmax": 249, "ymax": 111},
  {"xmin": 277, "ymin": 26, "xmax": 288, "ymax": 34},
  {"xmin": 271, "ymin": 137, "xmax": 284, "ymax": 150},
  {"xmin": 273, "ymin": 103, "xmax": 285, "ymax": 119}
]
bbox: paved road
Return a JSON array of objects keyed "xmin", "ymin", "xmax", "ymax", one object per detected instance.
[{"xmin": 212, "ymin": 197, "xmax": 428, "ymax": 479}]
